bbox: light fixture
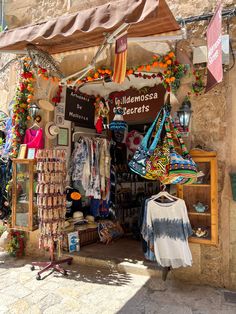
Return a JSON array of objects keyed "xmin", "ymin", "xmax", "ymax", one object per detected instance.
[
  {"xmin": 28, "ymin": 103, "xmax": 40, "ymax": 120},
  {"xmin": 177, "ymin": 98, "xmax": 193, "ymax": 131}
]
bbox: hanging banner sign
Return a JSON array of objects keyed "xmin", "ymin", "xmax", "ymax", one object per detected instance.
[
  {"xmin": 65, "ymin": 88, "xmax": 95, "ymax": 128},
  {"xmin": 109, "ymin": 84, "xmax": 166, "ymax": 124},
  {"xmin": 206, "ymin": 1, "xmax": 223, "ymax": 92}
]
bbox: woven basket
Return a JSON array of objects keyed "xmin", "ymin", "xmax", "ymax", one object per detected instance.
[{"xmin": 78, "ymin": 228, "xmax": 99, "ymax": 246}]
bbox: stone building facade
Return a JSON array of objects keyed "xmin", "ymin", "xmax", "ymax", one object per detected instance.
[{"xmin": 1, "ymin": 0, "xmax": 236, "ymax": 290}]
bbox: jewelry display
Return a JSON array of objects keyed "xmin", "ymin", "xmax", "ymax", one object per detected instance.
[{"xmin": 31, "ymin": 149, "xmax": 72, "ymax": 280}]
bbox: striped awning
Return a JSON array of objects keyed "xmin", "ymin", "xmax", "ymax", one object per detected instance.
[{"xmin": 0, "ymin": 0, "xmax": 179, "ymax": 54}]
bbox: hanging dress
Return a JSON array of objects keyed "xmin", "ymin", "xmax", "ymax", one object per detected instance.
[
  {"xmin": 23, "ymin": 128, "xmax": 44, "ymax": 150},
  {"xmin": 142, "ymin": 198, "xmax": 192, "ymax": 268}
]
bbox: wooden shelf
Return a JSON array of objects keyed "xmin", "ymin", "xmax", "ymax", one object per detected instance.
[
  {"xmin": 189, "ymin": 237, "xmax": 212, "ymax": 245},
  {"xmin": 177, "ymin": 150, "xmax": 218, "ymax": 246},
  {"xmin": 185, "ymin": 184, "xmax": 210, "ymax": 187},
  {"xmin": 188, "ymin": 211, "xmax": 211, "ymax": 216}
]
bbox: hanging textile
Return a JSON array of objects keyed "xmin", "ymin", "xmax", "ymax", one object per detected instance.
[
  {"xmin": 70, "ymin": 137, "xmax": 111, "ymax": 215},
  {"xmin": 141, "ymin": 197, "xmax": 192, "ymax": 268},
  {"xmin": 23, "ymin": 127, "xmax": 44, "ymax": 150},
  {"xmin": 112, "ymin": 33, "xmax": 128, "ymax": 84}
]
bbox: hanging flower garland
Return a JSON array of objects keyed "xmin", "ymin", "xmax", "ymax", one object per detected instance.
[
  {"xmin": 74, "ymin": 51, "xmax": 191, "ymax": 95},
  {"xmin": 52, "ymin": 85, "xmax": 63, "ymax": 106},
  {"xmin": 191, "ymin": 69, "xmax": 204, "ymax": 95},
  {"xmin": 10, "ymin": 59, "xmax": 35, "ymax": 158}
]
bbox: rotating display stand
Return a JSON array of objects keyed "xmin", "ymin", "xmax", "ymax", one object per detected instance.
[{"xmin": 31, "ymin": 149, "xmax": 72, "ymax": 280}]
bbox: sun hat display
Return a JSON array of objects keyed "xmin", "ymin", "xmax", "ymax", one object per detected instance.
[
  {"xmin": 87, "ymin": 222, "xmax": 98, "ymax": 229},
  {"xmin": 63, "ymin": 220, "xmax": 74, "ymax": 232},
  {"xmin": 71, "ymin": 211, "xmax": 85, "ymax": 224},
  {"xmin": 85, "ymin": 215, "xmax": 95, "ymax": 223},
  {"xmin": 45, "ymin": 122, "xmax": 60, "ymax": 139},
  {"xmin": 72, "ymin": 211, "xmax": 84, "ymax": 220}
]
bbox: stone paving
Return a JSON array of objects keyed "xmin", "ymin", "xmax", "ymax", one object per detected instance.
[{"xmin": 0, "ymin": 252, "xmax": 236, "ymax": 314}]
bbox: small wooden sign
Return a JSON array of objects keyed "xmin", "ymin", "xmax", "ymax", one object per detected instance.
[{"xmin": 65, "ymin": 88, "xmax": 95, "ymax": 128}]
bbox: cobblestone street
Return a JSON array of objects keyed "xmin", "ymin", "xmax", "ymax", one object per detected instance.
[{"xmin": 0, "ymin": 253, "xmax": 236, "ymax": 314}]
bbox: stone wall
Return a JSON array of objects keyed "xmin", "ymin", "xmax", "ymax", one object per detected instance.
[{"xmin": 2, "ymin": 0, "xmax": 236, "ymax": 290}]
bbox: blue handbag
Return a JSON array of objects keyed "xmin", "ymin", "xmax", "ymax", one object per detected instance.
[{"xmin": 128, "ymin": 107, "xmax": 167, "ymax": 179}]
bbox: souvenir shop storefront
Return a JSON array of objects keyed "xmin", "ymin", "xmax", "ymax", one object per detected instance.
[{"xmin": 0, "ymin": 0, "xmax": 228, "ymax": 286}]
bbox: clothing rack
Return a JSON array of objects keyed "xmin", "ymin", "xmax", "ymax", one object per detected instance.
[{"xmin": 72, "ymin": 131, "xmax": 108, "ymax": 142}]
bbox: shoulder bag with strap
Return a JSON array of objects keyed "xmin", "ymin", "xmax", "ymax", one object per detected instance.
[
  {"xmin": 160, "ymin": 116, "xmax": 198, "ymax": 185},
  {"xmin": 128, "ymin": 107, "xmax": 167, "ymax": 180}
]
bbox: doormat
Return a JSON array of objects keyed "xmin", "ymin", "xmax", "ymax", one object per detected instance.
[{"xmin": 224, "ymin": 291, "xmax": 236, "ymax": 304}]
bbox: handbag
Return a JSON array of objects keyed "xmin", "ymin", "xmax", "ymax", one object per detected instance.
[
  {"xmin": 160, "ymin": 117, "xmax": 198, "ymax": 185},
  {"xmin": 145, "ymin": 132, "xmax": 170, "ymax": 181},
  {"xmin": 128, "ymin": 107, "xmax": 167, "ymax": 180}
]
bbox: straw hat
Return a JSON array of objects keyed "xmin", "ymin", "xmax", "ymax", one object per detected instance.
[
  {"xmin": 87, "ymin": 223, "xmax": 98, "ymax": 229},
  {"xmin": 38, "ymin": 99, "xmax": 54, "ymax": 111},
  {"xmin": 85, "ymin": 215, "xmax": 95, "ymax": 223},
  {"xmin": 73, "ymin": 211, "xmax": 84, "ymax": 220},
  {"xmin": 63, "ymin": 220, "xmax": 74, "ymax": 232},
  {"xmin": 45, "ymin": 122, "xmax": 60, "ymax": 139}
]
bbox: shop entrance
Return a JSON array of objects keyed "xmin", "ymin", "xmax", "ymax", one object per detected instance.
[{"xmin": 64, "ymin": 120, "xmax": 160, "ymax": 270}]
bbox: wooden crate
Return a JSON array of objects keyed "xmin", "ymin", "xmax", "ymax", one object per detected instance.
[{"xmin": 78, "ymin": 228, "xmax": 99, "ymax": 246}]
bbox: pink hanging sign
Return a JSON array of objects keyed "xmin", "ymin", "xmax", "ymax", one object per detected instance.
[{"xmin": 206, "ymin": 1, "xmax": 223, "ymax": 92}]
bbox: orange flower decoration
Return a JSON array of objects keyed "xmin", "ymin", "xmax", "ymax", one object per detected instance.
[
  {"xmin": 152, "ymin": 61, "xmax": 158, "ymax": 67},
  {"xmin": 168, "ymin": 52, "xmax": 175, "ymax": 58},
  {"xmin": 166, "ymin": 60, "xmax": 172, "ymax": 65},
  {"xmin": 146, "ymin": 65, "xmax": 151, "ymax": 71}
]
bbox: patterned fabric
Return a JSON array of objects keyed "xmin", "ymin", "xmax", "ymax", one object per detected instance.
[
  {"xmin": 128, "ymin": 107, "xmax": 167, "ymax": 179},
  {"xmin": 146, "ymin": 136, "xmax": 170, "ymax": 181},
  {"xmin": 141, "ymin": 198, "xmax": 192, "ymax": 268},
  {"xmin": 160, "ymin": 117, "xmax": 198, "ymax": 185},
  {"xmin": 112, "ymin": 34, "xmax": 127, "ymax": 84}
]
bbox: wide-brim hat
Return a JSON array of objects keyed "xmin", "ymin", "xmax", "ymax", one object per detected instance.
[
  {"xmin": 73, "ymin": 211, "xmax": 84, "ymax": 220},
  {"xmin": 45, "ymin": 121, "xmax": 60, "ymax": 139},
  {"xmin": 38, "ymin": 99, "xmax": 55, "ymax": 111},
  {"xmin": 85, "ymin": 215, "xmax": 95, "ymax": 223},
  {"xmin": 87, "ymin": 223, "xmax": 98, "ymax": 229}
]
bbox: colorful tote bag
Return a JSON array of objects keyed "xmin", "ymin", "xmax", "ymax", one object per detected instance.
[
  {"xmin": 145, "ymin": 132, "xmax": 170, "ymax": 181},
  {"xmin": 128, "ymin": 107, "xmax": 167, "ymax": 179},
  {"xmin": 160, "ymin": 117, "xmax": 198, "ymax": 185}
]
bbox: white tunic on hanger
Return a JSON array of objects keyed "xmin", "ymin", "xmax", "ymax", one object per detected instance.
[{"xmin": 142, "ymin": 198, "xmax": 192, "ymax": 268}]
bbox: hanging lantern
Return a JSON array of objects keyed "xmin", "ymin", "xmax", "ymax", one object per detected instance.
[
  {"xmin": 28, "ymin": 103, "xmax": 40, "ymax": 120},
  {"xmin": 177, "ymin": 98, "xmax": 193, "ymax": 131}
]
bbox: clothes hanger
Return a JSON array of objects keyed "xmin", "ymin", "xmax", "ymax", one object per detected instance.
[
  {"xmin": 29, "ymin": 121, "xmax": 40, "ymax": 130},
  {"xmin": 151, "ymin": 185, "xmax": 178, "ymax": 202}
]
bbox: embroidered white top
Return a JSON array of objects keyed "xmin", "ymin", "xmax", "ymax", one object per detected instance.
[{"xmin": 141, "ymin": 198, "xmax": 192, "ymax": 269}]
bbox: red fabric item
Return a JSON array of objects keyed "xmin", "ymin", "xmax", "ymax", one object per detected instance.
[
  {"xmin": 95, "ymin": 117, "xmax": 103, "ymax": 134},
  {"xmin": 23, "ymin": 128, "xmax": 44, "ymax": 150}
]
